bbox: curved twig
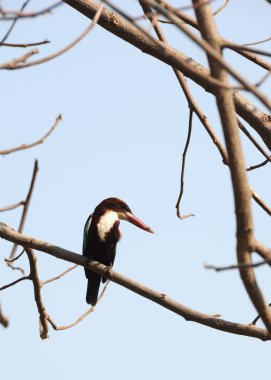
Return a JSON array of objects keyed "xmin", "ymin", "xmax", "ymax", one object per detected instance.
[
  {"xmin": 0, "ymin": 2, "xmax": 104, "ymax": 70},
  {"xmin": 0, "ymin": 114, "xmax": 61, "ymax": 155},
  {"xmin": 41, "ymin": 264, "xmax": 78, "ymax": 286},
  {"xmin": 47, "ymin": 281, "xmax": 109, "ymax": 330},
  {"xmin": 0, "ymin": 201, "xmax": 25, "ymax": 212}
]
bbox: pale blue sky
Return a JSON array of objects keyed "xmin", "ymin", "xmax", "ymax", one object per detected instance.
[{"xmin": 1, "ymin": 1, "xmax": 271, "ymax": 379}]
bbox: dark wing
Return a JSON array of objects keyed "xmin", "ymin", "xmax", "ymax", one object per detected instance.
[{"xmin": 83, "ymin": 213, "xmax": 92, "ymax": 256}]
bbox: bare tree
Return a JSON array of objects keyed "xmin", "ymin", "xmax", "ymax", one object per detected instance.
[{"xmin": 1, "ymin": 0, "xmax": 271, "ymax": 341}]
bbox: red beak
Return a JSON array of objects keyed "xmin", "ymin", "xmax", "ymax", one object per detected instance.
[{"xmin": 125, "ymin": 212, "xmax": 154, "ymax": 233}]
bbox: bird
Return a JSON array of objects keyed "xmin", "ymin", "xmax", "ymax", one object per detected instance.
[{"xmin": 83, "ymin": 197, "xmax": 153, "ymax": 306}]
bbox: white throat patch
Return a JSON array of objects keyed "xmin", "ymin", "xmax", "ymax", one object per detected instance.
[{"xmin": 97, "ymin": 211, "xmax": 119, "ymax": 241}]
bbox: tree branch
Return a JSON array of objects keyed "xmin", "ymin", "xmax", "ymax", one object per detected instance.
[
  {"xmin": 0, "ymin": 115, "xmax": 61, "ymax": 155},
  {"xmin": 192, "ymin": 0, "xmax": 271, "ymax": 334},
  {"xmin": 0, "ymin": 201, "xmax": 25, "ymax": 212},
  {"xmin": 62, "ymin": 0, "xmax": 271, "ymax": 151},
  {"xmin": 25, "ymin": 248, "xmax": 49, "ymax": 339},
  {"xmin": 9, "ymin": 160, "xmax": 38, "ymax": 262},
  {"xmin": 41, "ymin": 264, "xmax": 78, "ymax": 286},
  {"xmin": 0, "ymin": 40, "xmax": 50, "ymax": 48},
  {"xmin": 0, "ymin": 2, "xmax": 104, "ymax": 70},
  {"xmin": 47, "ymin": 281, "xmax": 109, "ymax": 330},
  {"xmin": 0, "ymin": 222, "xmax": 270, "ymax": 340}
]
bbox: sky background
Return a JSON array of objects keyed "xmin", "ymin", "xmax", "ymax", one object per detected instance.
[{"xmin": 1, "ymin": 1, "xmax": 271, "ymax": 379}]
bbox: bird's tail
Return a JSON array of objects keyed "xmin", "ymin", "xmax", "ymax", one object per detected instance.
[{"xmin": 86, "ymin": 272, "xmax": 101, "ymax": 306}]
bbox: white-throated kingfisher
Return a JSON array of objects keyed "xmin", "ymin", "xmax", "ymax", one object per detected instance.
[{"xmin": 83, "ymin": 197, "xmax": 153, "ymax": 305}]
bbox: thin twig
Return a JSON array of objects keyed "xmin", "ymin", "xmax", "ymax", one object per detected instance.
[
  {"xmin": 0, "ymin": 49, "xmax": 39, "ymax": 69},
  {"xmin": 47, "ymin": 281, "xmax": 110, "ymax": 330},
  {"xmin": 247, "ymin": 158, "xmax": 269, "ymax": 172},
  {"xmin": 138, "ymin": 2, "xmax": 197, "ymax": 218},
  {"xmin": 0, "ymin": 2, "xmax": 62, "ymax": 21},
  {"xmin": 41, "ymin": 264, "xmax": 78, "ymax": 286},
  {"xmin": 0, "ymin": 201, "xmax": 24, "ymax": 212},
  {"xmin": 255, "ymin": 71, "xmax": 271, "ymax": 88},
  {"xmin": 242, "ymin": 36, "xmax": 271, "ymax": 47},
  {"xmin": 0, "ymin": 2, "xmax": 105, "ymax": 70},
  {"xmin": 223, "ymin": 43, "xmax": 271, "ymax": 58},
  {"xmin": 238, "ymin": 120, "xmax": 271, "ymax": 164},
  {"xmin": 0, "ymin": 40, "xmax": 50, "ymax": 48},
  {"xmin": 251, "ymin": 303, "xmax": 271, "ymax": 326},
  {"xmin": 176, "ymin": 109, "xmax": 194, "ymax": 220},
  {"xmin": 0, "ymin": 0, "xmax": 31, "ymax": 44},
  {"xmin": 8, "ymin": 160, "xmax": 39, "ymax": 262},
  {"xmin": 251, "ymin": 189, "xmax": 271, "ymax": 216},
  {"xmin": 213, "ymin": 0, "xmax": 230, "ymax": 16},
  {"xmin": 204, "ymin": 258, "xmax": 271, "ymax": 272},
  {"xmin": 5, "ymin": 249, "xmax": 25, "ymax": 263},
  {"xmin": 0, "ymin": 275, "xmax": 30, "ymax": 291},
  {"xmin": 0, "ymin": 114, "xmax": 61, "ymax": 155}
]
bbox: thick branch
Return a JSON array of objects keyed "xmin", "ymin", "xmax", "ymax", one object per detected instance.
[
  {"xmin": 62, "ymin": 0, "xmax": 271, "ymax": 151},
  {"xmin": 25, "ymin": 248, "xmax": 49, "ymax": 339},
  {"xmin": 192, "ymin": 0, "xmax": 271, "ymax": 334},
  {"xmin": 0, "ymin": 222, "xmax": 270, "ymax": 340}
]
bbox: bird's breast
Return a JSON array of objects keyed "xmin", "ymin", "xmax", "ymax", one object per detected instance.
[{"xmin": 97, "ymin": 211, "xmax": 119, "ymax": 241}]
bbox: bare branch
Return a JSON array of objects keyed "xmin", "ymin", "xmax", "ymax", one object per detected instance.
[
  {"xmin": 9, "ymin": 160, "xmax": 39, "ymax": 262},
  {"xmin": 205, "ymin": 259, "xmax": 271, "ymax": 272},
  {"xmin": 241, "ymin": 36, "xmax": 271, "ymax": 47},
  {"xmin": 192, "ymin": 0, "xmax": 271, "ymax": 334},
  {"xmin": 0, "ymin": 222, "xmax": 270, "ymax": 340},
  {"xmin": 0, "ymin": 201, "xmax": 24, "ymax": 212},
  {"xmin": 251, "ymin": 302, "xmax": 271, "ymax": 326},
  {"xmin": 0, "ymin": 2, "xmax": 62, "ymax": 21},
  {"xmin": 0, "ymin": 0, "xmax": 31, "ymax": 44},
  {"xmin": 0, "ymin": 275, "xmax": 30, "ymax": 291},
  {"xmin": 0, "ymin": 40, "xmax": 50, "ymax": 48},
  {"xmin": 25, "ymin": 248, "xmax": 49, "ymax": 339},
  {"xmin": 213, "ymin": 0, "xmax": 230, "ymax": 16},
  {"xmin": 176, "ymin": 109, "xmax": 195, "ymax": 219},
  {"xmin": 62, "ymin": 0, "xmax": 271, "ymax": 152},
  {"xmin": 48, "ymin": 281, "xmax": 109, "ymax": 330},
  {"xmin": 5, "ymin": 249, "xmax": 25, "ymax": 263},
  {"xmin": 254, "ymin": 240, "xmax": 271, "ymax": 262},
  {"xmin": 145, "ymin": 0, "xmax": 271, "ymax": 111},
  {"xmin": 251, "ymin": 189, "xmax": 271, "ymax": 217},
  {"xmin": 41, "ymin": 265, "xmax": 78, "ymax": 286},
  {"xmin": 152, "ymin": 0, "xmax": 271, "ymax": 72},
  {"xmin": 0, "ymin": 48, "xmax": 39, "ymax": 69},
  {"xmin": 255, "ymin": 71, "xmax": 271, "ymax": 88},
  {"xmin": 0, "ymin": 114, "xmax": 61, "ymax": 155},
  {"xmin": 224, "ymin": 43, "xmax": 271, "ymax": 58},
  {"xmin": 0, "ymin": 2, "xmax": 104, "ymax": 70},
  {"xmin": 247, "ymin": 158, "xmax": 269, "ymax": 172},
  {"xmin": 139, "ymin": 0, "xmax": 271, "ymax": 220},
  {"xmin": 238, "ymin": 120, "xmax": 271, "ymax": 164}
]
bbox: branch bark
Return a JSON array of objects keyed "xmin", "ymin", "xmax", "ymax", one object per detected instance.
[
  {"xmin": 62, "ymin": 0, "xmax": 271, "ymax": 151},
  {"xmin": 0, "ymin": 222, "xmax": 270, "ymax": 340},
  {"xmin": 192, "ymin": 0, "xmax": 271, "ymax": 334}
]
